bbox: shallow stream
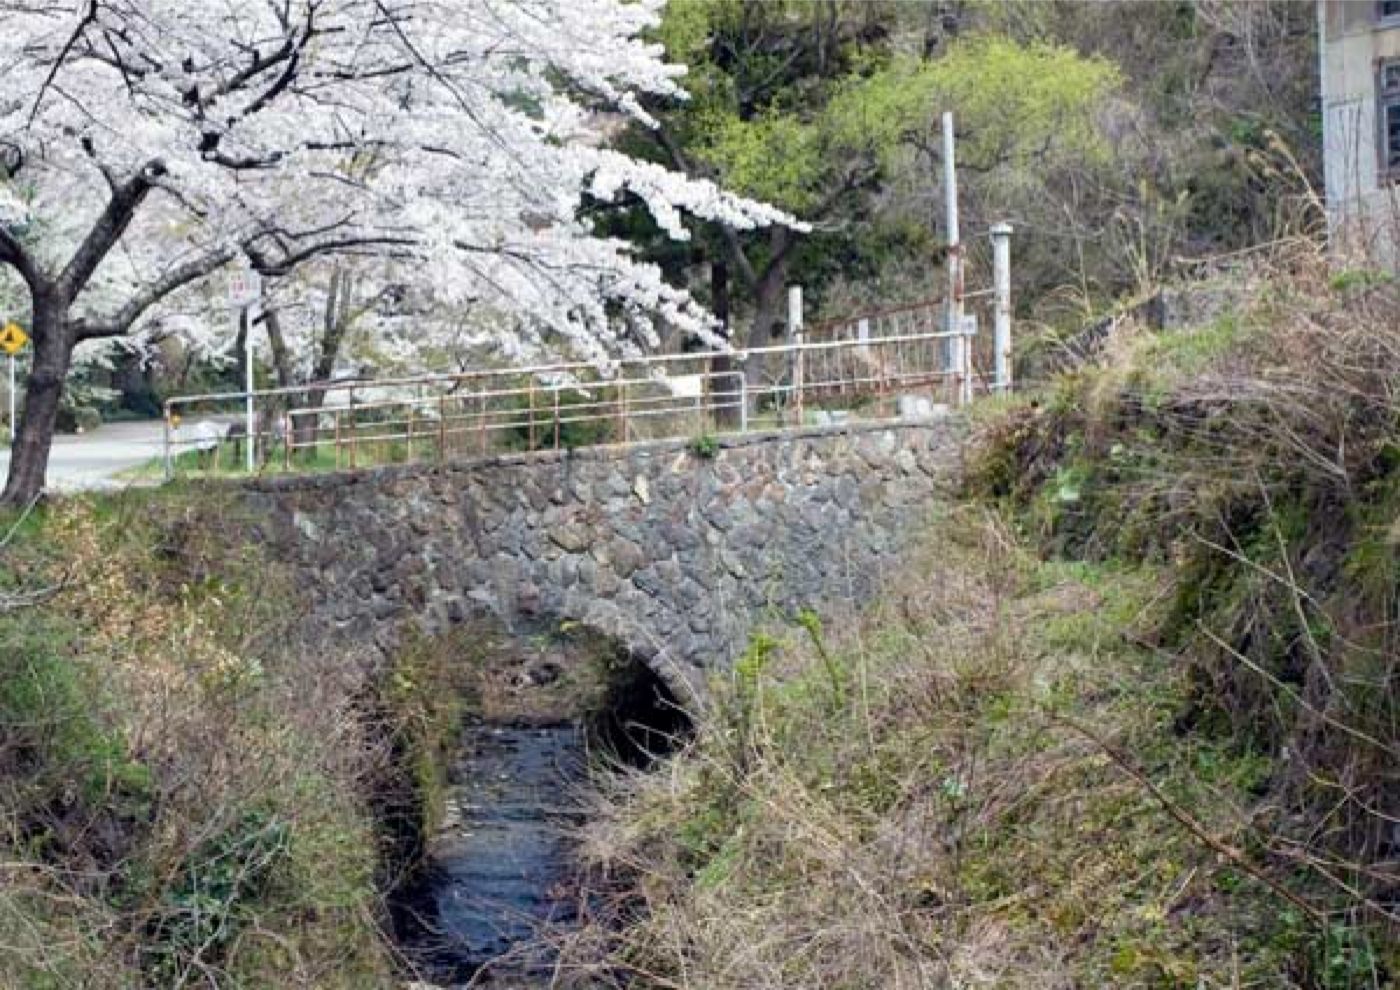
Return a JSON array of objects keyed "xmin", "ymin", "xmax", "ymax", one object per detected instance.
[{"xmin": 396, "ymin": 722, "xmax": 587, "ymax": 988}]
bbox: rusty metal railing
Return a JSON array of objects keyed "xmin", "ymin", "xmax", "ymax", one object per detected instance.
[{"xmin": 161, "ymin": 307, "xmax": 988, "ymax": 479}]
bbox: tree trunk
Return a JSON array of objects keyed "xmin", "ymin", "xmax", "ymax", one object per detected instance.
[
  {"xmin": 263, "ymin": 307, "xmax": 295, "ymax": 390},
  {"xmin": 292, "ymin": 268, "xmax": 358, "ymax": 453},
  {"xmin": 112, "ymin": 349, "xmax": 161, "ymax": 418},
  {"xmin": 744, "ymin": 255, "xmax": 789, "ymax": 399},
  {"xmin": 2, "ymin": 297, "xmax": 72, "ymax": 505},
  {"xmin": 710, "ymin": 261, "xmax": 742, "ymax": 430},
  {"xmin": 261, "ymin": 307, "xmax": 317, "ymax": 451}
]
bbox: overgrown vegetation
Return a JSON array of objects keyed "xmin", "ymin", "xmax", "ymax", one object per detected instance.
[
  {"xmin": 561, "ymin": 244, "xmax": 1399, "ymax": 988},
  {"xmin": 0, "ymin": 489, "xmax": 454, "ymax": 987},
  {"xmin": 972, "ymin": 243, "xmax": 1400, "ymax": 952}
]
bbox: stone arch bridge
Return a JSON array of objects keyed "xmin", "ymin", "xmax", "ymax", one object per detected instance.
[{"xmin": 240, "ymin": 419, "xmax": 964, "ymax": 695}]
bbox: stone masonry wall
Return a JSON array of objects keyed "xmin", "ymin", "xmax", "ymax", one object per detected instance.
[{"xmin": 238, "ymin": 419, "xmax": 965, "ymax": 695}]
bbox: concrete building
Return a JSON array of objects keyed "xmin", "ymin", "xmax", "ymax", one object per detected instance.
[{"xmin": 1320, "ymin": 1, "xmax": 1400, "ymax": 264}]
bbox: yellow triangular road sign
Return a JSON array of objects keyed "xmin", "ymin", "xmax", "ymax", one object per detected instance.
[{"xmin": 0, "ymin": 322, "xmax": 29, "ymax": 356}]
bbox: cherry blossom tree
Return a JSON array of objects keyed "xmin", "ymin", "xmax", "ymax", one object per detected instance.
[{"xmin": 0, "ymin": 0, "xmax": 795, "ymax": 503}]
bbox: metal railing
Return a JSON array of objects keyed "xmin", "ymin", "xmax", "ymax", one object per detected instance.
[{"xmin": 161, "ymin": 295, "xmax": 1005, "ymax": 479}]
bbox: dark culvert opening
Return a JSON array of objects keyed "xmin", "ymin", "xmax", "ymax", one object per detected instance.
[{"xmin": 587, "ymin": 647, "xmax": 693, "ymax": 767}]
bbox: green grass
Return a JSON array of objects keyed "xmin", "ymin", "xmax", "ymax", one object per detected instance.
[
  {"xmin": 0, "ymin": 491, "xmax": 399, "ymax": 986},
  {"xmin": 1139, "ymin": 310, "xmax": 1246, "ymax": 375}
]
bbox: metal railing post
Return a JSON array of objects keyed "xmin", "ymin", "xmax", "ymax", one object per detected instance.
[
  {"xmin": 788, "ymin": 285, "xmax": 804, "ymax": 426},
  {"xmin": 528, "ymin": 380, "xmax": 537, "ymax": 450},
  {"xmin": 438, "ymin": 395, "xmax": 446, "ymax": 460},
  {"xmin": 348, "ymin": 388, "xmax": 358, "ymax": 469},
  {"xmin": 991, "ymin": 221, "xmax": 1013, "ymax": 393},
  {"xmin": 163, "ymin": 402, "xmax": 174, "ymax": 481},
  {"xmin": 242, "ymin": 305, "xmax": 256, "ymax": 474},
  {"xmin": 943, "ymin": 110, "xmax": 969, "ymax": 406}
]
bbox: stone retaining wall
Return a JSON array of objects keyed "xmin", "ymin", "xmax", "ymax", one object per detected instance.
[{"xmin": 238, "ymin": 419, "xmax": 965, "ymax": 694}]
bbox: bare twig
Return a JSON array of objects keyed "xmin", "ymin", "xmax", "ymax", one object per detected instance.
[
  {"xmin": 1049, "ymin": 712, "xmax": 1328, "ymax": 926},
  {"xmin": 1197, "ymin": 625, "xmax": 1400, "ymax": 760}
]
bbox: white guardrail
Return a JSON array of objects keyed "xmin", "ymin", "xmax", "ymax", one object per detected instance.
[{"xmin": 161, "ymin": 294, "xmax": 1008, "ymax": 479}]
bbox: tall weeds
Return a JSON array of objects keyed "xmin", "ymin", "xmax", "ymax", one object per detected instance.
[
  {"xmin": 561, "ymin": 240, "xmax": 1399, "ymax": 988},
  {"xmin": 972, "ymin": 238, "xmax": 1400, "ymax": 977},
  {"xmin": 0, "ymin": 492, "xmax": 401, "ymax": 987}
]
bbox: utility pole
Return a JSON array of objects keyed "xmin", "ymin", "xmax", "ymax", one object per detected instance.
[{"xmin": 942, "ymin": 111, "xmax": 969, "ymax": 405}]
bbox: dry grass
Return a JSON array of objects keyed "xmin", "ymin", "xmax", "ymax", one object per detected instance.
[
  {"xmin": 0, "ymin": 491, "xmax": 404, "ymax": 987},
  {"xmin": 551, "ymin": 239, "xmax": 1400, "ymax": 989},
  {"xmin": 554, "ymin": 505, "xmax": 1323, "ymax": 988}
]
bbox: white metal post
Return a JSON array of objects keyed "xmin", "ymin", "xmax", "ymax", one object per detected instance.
[
  {"xmin": 942, "ymin": 111, "xmax": 969, "ymax": 405},
  {"xmin": 163, "ymin": 403, "xmax": 173, "ymax": 481},
  {"xmin": 788, "ymin": 285, "xmax": 804, "ymax": 424},
  {"xmin": 7, "ymin": 354, "xmax": 14, "ymax": 445},
  {"xmin": 229, "ymin": 265, "xmax": 262, "ymax": 472},
  {"xmin": 991, "ymin": 222, "xmax": 1013, "ymax": 392},
  {"xmin": 244, "ymin": 306, "xmax": 255, "ymax": 473}
]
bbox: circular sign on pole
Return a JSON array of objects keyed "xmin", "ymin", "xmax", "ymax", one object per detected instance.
[{"xmin": 228, "ymin": 268, "xmax": 262, "ymax": 309}]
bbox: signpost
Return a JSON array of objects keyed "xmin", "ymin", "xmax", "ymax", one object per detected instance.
[
  {"xmin": 0, "ymin": 321, "xmax": 30, "ymax": 444},
  {"xmin": 228, "ymin": 268, "xmax": 262, "ymax": 472}
]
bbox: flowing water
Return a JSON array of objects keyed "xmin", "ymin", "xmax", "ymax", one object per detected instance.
[
  {"xmin": 396, "ymin": 722, "xmax": 587, "ymax": 988},
  {"xmin": 393, "ymin": 643, "xmax": 690, "ymax": 988}
]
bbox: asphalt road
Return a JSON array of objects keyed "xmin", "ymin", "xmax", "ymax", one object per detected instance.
[{"xmin": 0, "ymin": 419, "xmax": 169, "ymax": 492}]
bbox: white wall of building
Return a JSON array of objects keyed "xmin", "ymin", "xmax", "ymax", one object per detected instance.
[{"xmin": 1320, "ymin": 0, "xmax": 1400, "ymax": 265}]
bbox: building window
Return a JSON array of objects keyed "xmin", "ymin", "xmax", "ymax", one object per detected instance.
[
  {"xmin": 1385, "ymin": 60, "xmax": 1400, "ymax": 178},
  {"xmin": 1382, "ymin": 0, "xmax": 1400, "ymax": 24}
]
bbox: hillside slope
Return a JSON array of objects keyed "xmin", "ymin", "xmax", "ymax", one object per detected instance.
[{"xmin": 568, "ymin": 247, "xmax": 1399, "ymax": 989}]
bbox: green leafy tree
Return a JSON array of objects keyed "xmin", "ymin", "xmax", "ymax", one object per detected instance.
[
  {"xmin": 614, "ymin": 0, "xmax": 1317, "ymax": 354},
  {"xmin": 615, "ymin": 1, "xmax": 1121, "ymax": 374}
]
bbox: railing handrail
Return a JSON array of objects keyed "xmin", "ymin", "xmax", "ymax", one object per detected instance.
[
  {"xmin": 157, "ymin": 290, "xmax": 1010, "ymax": 479},
  {"xmin": 802, "ymin": 295, "xmax": 944, "ymax": 336},
  {"xmin": 164, "ymin": 321, "xmax": 956, "ymax": 416},
  {"xmin": 283, "ymin": 369, "xmax": 749, "ymax": 419}
]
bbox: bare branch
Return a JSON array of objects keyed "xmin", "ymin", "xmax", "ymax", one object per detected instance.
[
  {"xmin": 247, "ymin": 234, "xmax": 419, "ymax": 276},
  {"xmin": 25, "ymin": 0, "xmax": 99, "ymax": 129},
  {"xmin": 56, "ymin": 162, "xmax": 164, "ymax": 303},
  {"xmin": 73, "ymin": 245, "xmax": 237, "ymax": 340},
  {"xmin": 1051, "ymin": 712, "xmax": 1329, "ymax": 926}
]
